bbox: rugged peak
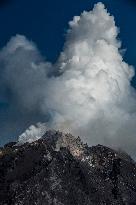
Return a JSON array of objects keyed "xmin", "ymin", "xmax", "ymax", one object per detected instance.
[
  {"xmin": 0, "ymin": 131, "xmax": 136, "ymax": 204},
  {"xmin": 42, "ymin": 130, "xmax": 87, "ymax": 159}
]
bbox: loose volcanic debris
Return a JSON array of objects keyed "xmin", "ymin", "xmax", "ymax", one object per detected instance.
[{"xmin": 0, "ymin": 131, "xmax": 136, "ymax": 204}]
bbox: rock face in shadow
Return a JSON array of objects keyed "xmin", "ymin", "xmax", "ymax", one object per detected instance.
[{"xmin": 0, "ymin": 130, "xmax": 136, "ymax": 204}]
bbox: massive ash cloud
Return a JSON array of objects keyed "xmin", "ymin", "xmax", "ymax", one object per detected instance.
[{"xmin": 1, "ymin": 3, "xmax": 136, "ymax": 158}]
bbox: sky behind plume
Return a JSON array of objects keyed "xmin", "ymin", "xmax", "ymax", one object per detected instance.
[{"xmin": 1, "ymin": 0, "xmax": 136, "ymax": 159}]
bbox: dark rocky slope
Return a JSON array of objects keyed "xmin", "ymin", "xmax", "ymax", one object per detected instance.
[{"xmin": 0, "ymin": 130, "xmax": 136, "ymax": 204}]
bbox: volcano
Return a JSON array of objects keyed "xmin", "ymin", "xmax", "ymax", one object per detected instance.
[{"xmin": 0, "ymin": 130, "xmax": 136, "ymax": 204}]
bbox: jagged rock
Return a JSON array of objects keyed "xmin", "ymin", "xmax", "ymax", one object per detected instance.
[
  {"xmin": 0, "ymin": 131, "xmax": 136, "ymax": 204},
  {"xmin": 4, "ymin": 142, "xmax": 17, "ymax": 148}
]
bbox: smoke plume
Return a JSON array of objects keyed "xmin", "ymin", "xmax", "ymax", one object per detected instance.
[{"xmin": 1, "ymin": 3, "xmax": 136, "ymax": 158}]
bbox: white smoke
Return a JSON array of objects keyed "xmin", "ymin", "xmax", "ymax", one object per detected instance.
[
  {"xmin": 17, "ymin": 122, "xmax": 47, "ymax": 145},
  {"xmin": 1, "ymin": 3, "xmax": 136, "ymax": 158},
  {"xmin": 43, "ymin": 2, "xmax": 136, "ymax": 158},
  {"xmin": 0, "ymin": 34, "xmax": 52, "ymax": 111}
]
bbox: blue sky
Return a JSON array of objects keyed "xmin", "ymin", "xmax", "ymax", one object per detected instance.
[{"xmin": 0, "ymin": 0, "xmax": 136, "ymax": 145}]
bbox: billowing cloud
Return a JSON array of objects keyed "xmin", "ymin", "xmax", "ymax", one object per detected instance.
[
  {"xmin": 0, "ymin": 35, "xmax": 51, "ymax": 144},
  {"xmin": 1, "ymin": 3, "xmax": 136, "ymax": 159},
  {"xmin": 0, "ymin": 35, "xmax": 52, "ymax": 111}
]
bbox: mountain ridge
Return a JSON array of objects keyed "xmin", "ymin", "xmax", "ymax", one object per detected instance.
[{"xmin": 0, "ymin": 130, "xmax": 136, "ymax": 204}]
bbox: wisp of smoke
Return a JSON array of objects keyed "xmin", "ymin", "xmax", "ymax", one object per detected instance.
[{"xmin": 1, "ymin": 3, "xmax": 136, "ymax": 158}]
